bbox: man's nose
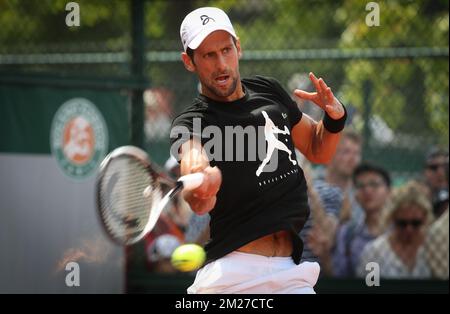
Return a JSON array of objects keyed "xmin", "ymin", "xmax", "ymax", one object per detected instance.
[{"xmin": 216, "ymin": 55, "xmax": 227, "ymax": 71}]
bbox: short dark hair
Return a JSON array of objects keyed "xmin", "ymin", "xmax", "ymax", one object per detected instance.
[
  {"xmin": 185, "ymin": 36, "xmax": 238, "ymax": 65},
  {"xmin": 186, "ymin": 47, "xmax": 195, "ymax": 63},
  {"xmin": 425, "ymin": 147, "xmax": 449, "ymax": 165},
  {"xmin": 353, "ymin": 162, "xmax": 391, "ymax": 188}
]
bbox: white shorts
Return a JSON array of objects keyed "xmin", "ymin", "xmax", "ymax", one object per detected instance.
[{"xmin": 187, "ymin": 251, "xmax": 320, "ymax": 294}]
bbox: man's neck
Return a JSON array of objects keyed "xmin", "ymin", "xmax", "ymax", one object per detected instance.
[{"xmin": 365, "ymin": 210, "xmax": 381, "ymax": 235}]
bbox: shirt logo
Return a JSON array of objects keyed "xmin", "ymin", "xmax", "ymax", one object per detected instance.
[
  {"xmin": 200, "ymin": 15, "xmax": 215, "ymax": 25},
  {"xmin": 256, "ymin": 111, "xmax": 296, "ymax": 177},
  {"xmin": 282, "ymin": 113, "xmax": 288, "ymax": 119}
]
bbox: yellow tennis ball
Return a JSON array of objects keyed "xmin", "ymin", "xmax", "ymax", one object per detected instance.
[{"xmin": 171, "ymin": 244, "xmax": 206, "ymax": 272}]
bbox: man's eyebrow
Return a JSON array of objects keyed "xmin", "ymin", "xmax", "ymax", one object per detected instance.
[
  {"xmin": 202, "ymin": 50, "xmax": 216, "ymax": 57},
  {"xmin": 203, "ymin": 45, "xmax": 232, "ymax": 56},
  {"xmin": 222, "ymin": 43, "xmax": 234, "ymax": 50}
]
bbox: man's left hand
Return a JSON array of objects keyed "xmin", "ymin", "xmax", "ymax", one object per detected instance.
[{"xmin": 294, "ymin": 72, "xmax": 345, "ymax": 120}]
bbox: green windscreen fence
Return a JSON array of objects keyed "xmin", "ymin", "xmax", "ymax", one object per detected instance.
[{"xmin": 0, "ymin": 84, "xmax": 130, "ymax": 155}]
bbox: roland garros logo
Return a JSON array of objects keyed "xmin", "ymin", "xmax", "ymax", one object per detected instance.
[{"xmin": 51, "ymin": 98, "xmax": 108, "ymax": 179}]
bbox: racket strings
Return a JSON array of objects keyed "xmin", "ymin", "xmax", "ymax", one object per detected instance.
[{"xmin": 99, "ymin": 156, "xmax": 161, "ymax": 242}]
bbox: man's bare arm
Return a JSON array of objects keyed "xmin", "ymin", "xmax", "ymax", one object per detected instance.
[{"xmin": 179, "ymin": 139, "xmax": 222, "ymax": 215}]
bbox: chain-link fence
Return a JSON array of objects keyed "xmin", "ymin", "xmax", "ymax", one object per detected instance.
[{"xmin": 1, "ymin": 0, "xmax": 448, "ymax": 290}]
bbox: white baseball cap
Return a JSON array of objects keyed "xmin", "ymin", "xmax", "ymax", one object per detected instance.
[{"xmin": 180, "ymin": 7, "xmax": 237, "ymax": 52}]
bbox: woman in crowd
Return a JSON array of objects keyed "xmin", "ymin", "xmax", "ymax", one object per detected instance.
[{"xmin": 357, "ymin": 181, "xmax": 434, "ymax": 279}]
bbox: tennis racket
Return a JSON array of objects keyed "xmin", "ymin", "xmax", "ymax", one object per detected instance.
[{"xmin": 96, "ymin": 145, "xmax": 204, "ymax": 245}]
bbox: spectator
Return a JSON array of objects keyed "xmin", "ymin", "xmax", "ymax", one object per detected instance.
[
  {"xmin": 143, "ymin": 156, "xmax": 193, "ymax": 273},
  {"xmin": 300, "ymin": 130, "xmax": 362, "ymax": 264},
  {"xmin": 143, "ymin": 88, "xmax": 175, "ymax": 165},
  {"xmin": 424, "ymin": 207, "xmax": 449, "ymax": 279},
  {"xmin": 431, "ymin": 188, "xmax": 449, "ymax": 219},
  {"xmin": 332, "ymin": 163, "xmax": 391, "ymax": 277},
  {"xmin": 317, "ymin": 130, "xmax": 363, "ymax": 223},
  {"xmin": 424, "ymin": 162, "xmax": 449, "ymax": 279},
  {"xmin": 146, "ymin": 233, "xmax": 182, "ymax": 273},
  {"xmin": 357, "ymin": 182, "xmax": 434, "ymax": 279},
  {"xmin": 422, "ymin": 147, "xmax": 449, "ymax": 218},
  {"xmin": 165, "ymin": 154, "xmax": 211, "ymax": 246},
  {"xmin": 144, "ymin": 214, "xmax": 184, "ymax": 273},
  {"xmin": 144, "ymin": 88, "xmax": 174, "ymax": 141}
]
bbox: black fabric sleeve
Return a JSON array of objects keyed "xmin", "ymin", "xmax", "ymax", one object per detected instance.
[{"xmin": 260, "ymin": 76, "xmax": 303, "ymax": 129}]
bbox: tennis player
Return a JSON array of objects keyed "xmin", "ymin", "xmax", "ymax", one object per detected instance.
[{"xmin": 170, "ymin": 7, "xmax": 347, "ymax": 294}]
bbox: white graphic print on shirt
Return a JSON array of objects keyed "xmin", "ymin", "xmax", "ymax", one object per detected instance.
[{"xmin": 256, "ymin": 111, "xmax": 296, "ymax": 177}]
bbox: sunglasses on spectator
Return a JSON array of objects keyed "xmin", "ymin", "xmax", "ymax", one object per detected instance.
[
  {"xmin": 355, "ymin": 180, "xmax": 385, "ymax": 190},
  {"xmin": 426, "ymin": 162, "xmax": 448, "ymax": 171},
  {"xmin": 394, "ymin": 219, "xmax": 424, "ymax": 229}
]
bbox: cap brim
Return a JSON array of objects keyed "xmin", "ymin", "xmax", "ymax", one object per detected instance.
[{"xmin": 187, "ymin": 26, "xmax": 237, "ymax": 50}]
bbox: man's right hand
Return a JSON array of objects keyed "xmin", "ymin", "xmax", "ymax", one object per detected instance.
[
  {"xmin": 179, "ymin": 139, "xmax": 222, "ymax": 215},
  {"xmin": 183, "ymin": 166, "xmax": 222, "ymax": 215}
]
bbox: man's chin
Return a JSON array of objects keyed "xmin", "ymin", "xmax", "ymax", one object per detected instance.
[{"xmin": 210, "ymin": 87, "xmax": 235, "ymax": 99}]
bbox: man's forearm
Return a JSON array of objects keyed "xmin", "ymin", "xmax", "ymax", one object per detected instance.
[
  {"xmin": 310, "ymin": 106, "xmax": 347, "ymax": 163},
  {"xmin": 310, "ymin": 121, "xmax": 342, "ymax": 164},
  {"xmin": 179, "ymin": 140, "xmax": 222, "ymax": 215}
]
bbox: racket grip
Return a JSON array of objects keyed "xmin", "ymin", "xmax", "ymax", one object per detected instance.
[{"xmin": 179, "ymin": 173, "xmax": 205, "ymax": 191}]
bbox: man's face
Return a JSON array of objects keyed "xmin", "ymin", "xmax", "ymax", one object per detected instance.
[
  {"xmin": 182, "ymin": 31, "xmax": 242, "ymax": 102},
  {"xmin": 355, "ymin": 172, "xmax": 390, "ymax": 213},
  {"xmin": 424, "ymin": 155, "xmax": 449, "ymax": 191},
  {"xmin": 330, "ymin": 138, "xmax": 361, "ymax": 178}
]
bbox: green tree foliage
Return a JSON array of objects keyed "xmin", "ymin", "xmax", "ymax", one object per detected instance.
[
  {"xmin": 200, "ymin": 0, "xmax": 343, "ymax": 49},
  {"xmin": 0, "ymin": 0, "xmax": 130, "ymax": 52},
  {"xmin": 337, "ymin": 0, "xmax": 449, "ymax": 145}
]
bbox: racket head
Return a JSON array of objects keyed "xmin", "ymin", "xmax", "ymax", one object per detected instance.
[{"xmin": 96, "ymin": 146, "xmax": 164, "ymax": 245}]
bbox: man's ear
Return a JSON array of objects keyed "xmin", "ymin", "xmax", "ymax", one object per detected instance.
[
  {"xmin": 181, "ymin": 52, "xmax": 196, "ymax": 72},
  {"xmin": 236, "ymin": 37, "xmax": 243, "ymax": 59}
]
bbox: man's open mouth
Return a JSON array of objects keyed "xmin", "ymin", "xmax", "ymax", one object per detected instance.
[{"xmin": 215, "ymin": 75, "xmax": 230, "ymax": 86}]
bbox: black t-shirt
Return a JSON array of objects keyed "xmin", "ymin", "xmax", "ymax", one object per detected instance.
[{"xmin": 170, "ymin": 75, "xmax": 310, "ymax": 265}]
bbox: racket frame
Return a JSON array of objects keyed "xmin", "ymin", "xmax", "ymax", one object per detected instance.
[{"xmin": 96, "ymin": 146, "xmax": 166, "ymax": 245}]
